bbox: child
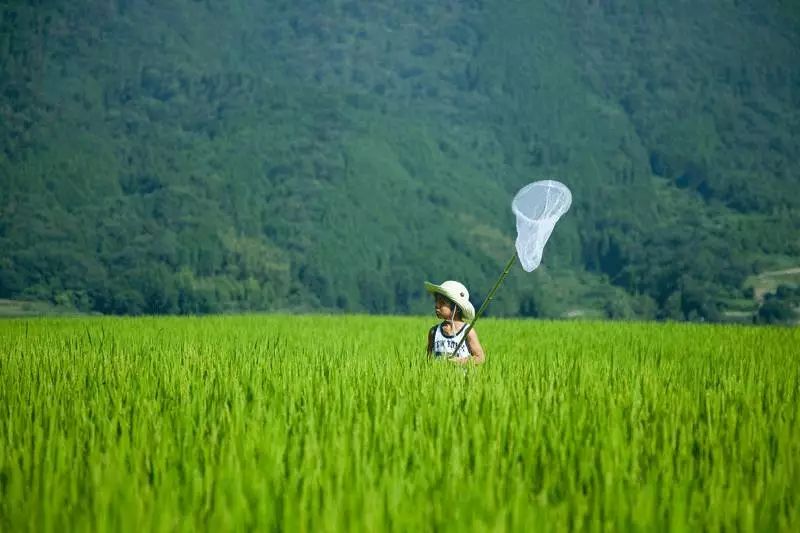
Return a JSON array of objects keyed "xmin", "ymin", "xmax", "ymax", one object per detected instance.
[{"xmin": 424, "ymin": 280, "xmax": 485, "ymax": 364}]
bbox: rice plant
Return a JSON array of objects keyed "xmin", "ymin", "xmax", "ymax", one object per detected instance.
[{"xmin": 1, "ymin": 315, "xmax": 798, "ymax": 531}]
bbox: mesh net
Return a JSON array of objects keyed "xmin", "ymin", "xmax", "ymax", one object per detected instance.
[{"xmin": 511, "ymin": 180, "xmax": 572, "ymax": 272}]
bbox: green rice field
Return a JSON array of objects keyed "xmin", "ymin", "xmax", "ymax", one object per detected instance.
[{"xmin": 1, "ymin": 315, "xmax": 798, "ymax": 531}]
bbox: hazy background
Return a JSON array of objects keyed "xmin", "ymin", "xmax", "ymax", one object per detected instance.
[{"xmin": 1, "ymin": 0, "xmax": 798, "ymax": 322}]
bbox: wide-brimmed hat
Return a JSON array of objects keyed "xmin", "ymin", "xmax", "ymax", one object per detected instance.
[{"xmin": 424, "ymin": 280, "xmax": 476, "ymax": 321}]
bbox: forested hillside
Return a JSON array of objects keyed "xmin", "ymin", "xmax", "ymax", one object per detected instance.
[{"xmin": 1, "ymin": 0, "xmax": 798, "ymax": 321}]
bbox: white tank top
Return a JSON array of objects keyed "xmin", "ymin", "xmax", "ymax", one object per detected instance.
[{"xmin": 431, "ymin": 322, "xmax": 471, "ymax": 359}]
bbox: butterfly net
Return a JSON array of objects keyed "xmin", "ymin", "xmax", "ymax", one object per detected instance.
[{"xmin": 511, "ymin": 180, "xmax": 572, "ymax": 272}]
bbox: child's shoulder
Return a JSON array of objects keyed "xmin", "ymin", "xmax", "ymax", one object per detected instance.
[
  {"xmin": 429, "ymin": 321, "xmax": 449, "ymax": 335},
  {"xmin": 433, "ymin": 321, "xmax": 470, "ymax": 337}
]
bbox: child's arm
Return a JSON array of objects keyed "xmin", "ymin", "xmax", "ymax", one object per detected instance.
[
  {"xmin": 466, "ymin": 328, "xmax": 485, "ymax": 364},
  {"xmin": 449, "ymin": 328, "xmax": 485, "ymax": 365},
  {"xmin": 426, "ymin": 326, "xmax": 434, "ymax": 356}
]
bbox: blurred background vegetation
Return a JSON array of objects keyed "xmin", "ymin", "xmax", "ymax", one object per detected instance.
[{"xmin": 1, "ymin": 0, "xmax": 798, "ymax": 322}]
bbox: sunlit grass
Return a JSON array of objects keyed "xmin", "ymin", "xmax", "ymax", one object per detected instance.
[{"xmin": 1, "ymin": 315, "xmax": 798, "ymax": 531}]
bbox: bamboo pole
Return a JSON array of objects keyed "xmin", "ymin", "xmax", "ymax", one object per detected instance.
[{"xmin": 451, "ymin": 252, "xmax": 517, "ymax": 358}]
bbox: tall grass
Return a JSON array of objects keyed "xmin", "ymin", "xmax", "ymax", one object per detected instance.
[{"xmin": 1, "ymin": 315, "xmax": 798, "ymax": 531}]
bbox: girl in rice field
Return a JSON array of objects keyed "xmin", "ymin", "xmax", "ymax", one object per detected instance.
[{"xmin": 424, "ymin": 280, "xmax": 485, "ymax": 365}]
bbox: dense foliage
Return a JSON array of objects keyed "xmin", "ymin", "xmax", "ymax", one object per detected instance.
[
  {"xmin": 1, "ymin": 1, "xmax": 798, "ymax": 320},
  {"xmin": 1, "ymin": 316, "xmax": 798, "ymax": 530}
]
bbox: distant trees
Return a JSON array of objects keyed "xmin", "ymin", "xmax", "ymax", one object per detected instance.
[
  {"xmin": 755, "ymin": 285, "xmax": 800, "ymax": 325},
  {"xmin": 1, "ymin": 0, "xmax": 797, "ymax": 321}
]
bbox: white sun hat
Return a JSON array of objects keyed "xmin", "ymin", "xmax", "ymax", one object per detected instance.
[{"xmin": 424, "ymin": 280, "xmax": 476, "ymax": 321}]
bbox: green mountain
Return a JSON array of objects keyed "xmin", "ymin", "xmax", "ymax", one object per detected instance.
[{"xmin": 1, "ymin": 1, "xmax": 799, "ymax": 321}]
